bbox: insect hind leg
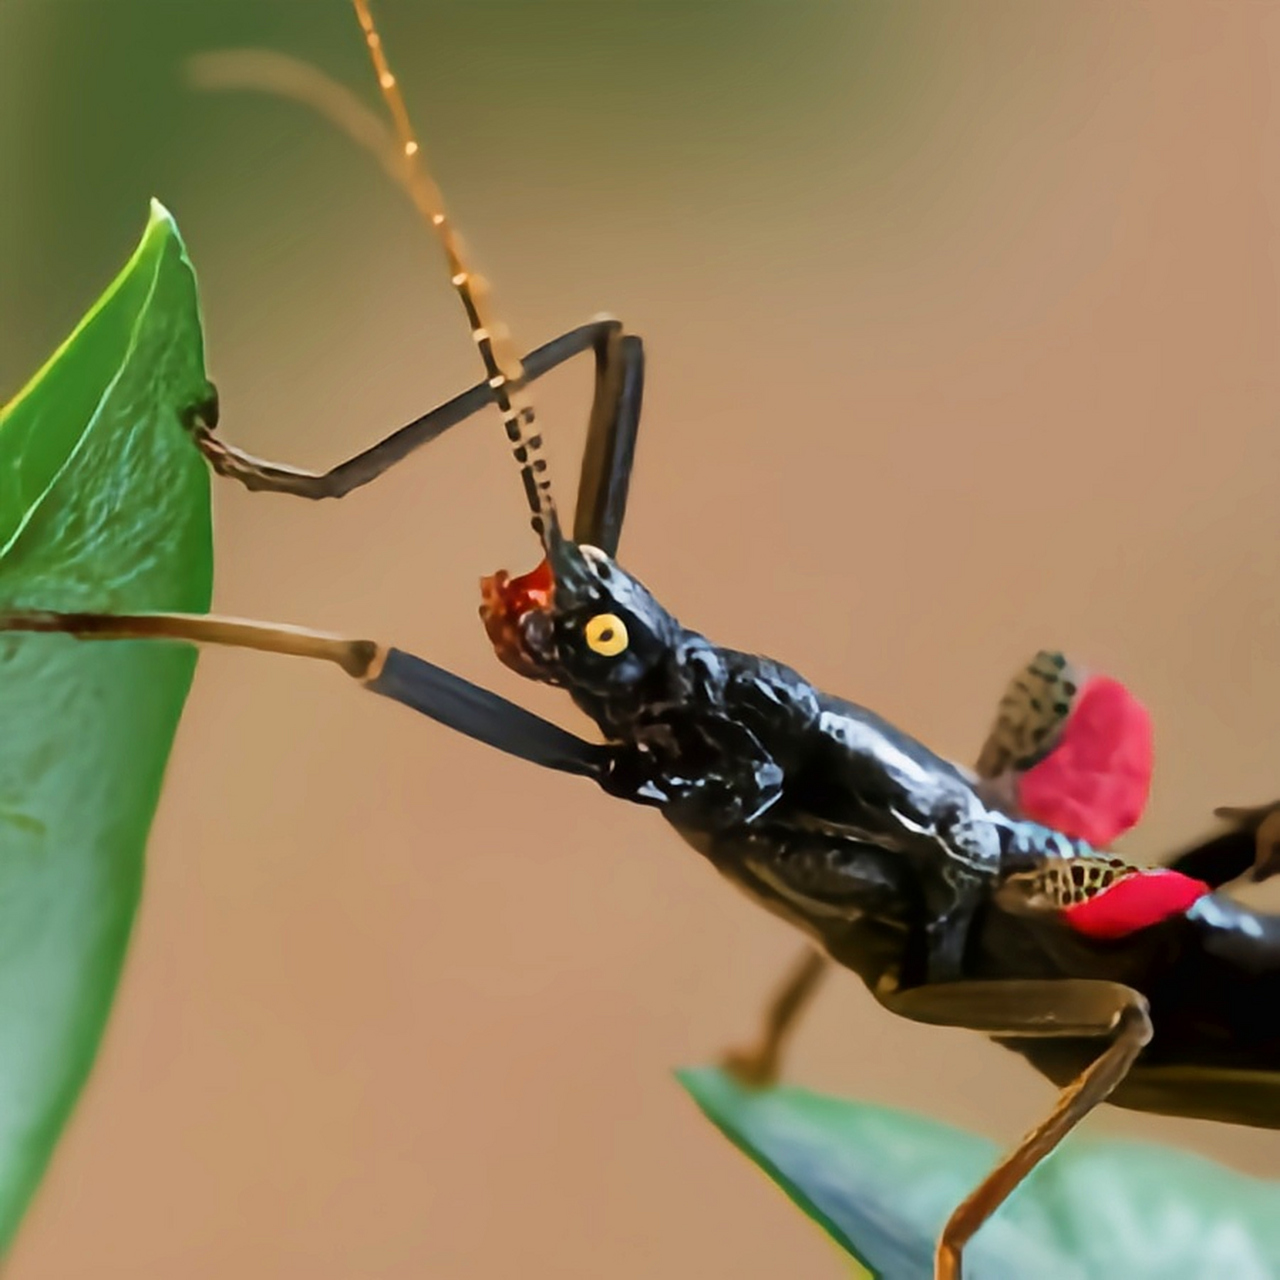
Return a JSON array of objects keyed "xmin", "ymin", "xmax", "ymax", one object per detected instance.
[{"xmin": 878, "ymin": 978, "xmax": 1151, "ymax": 1280}]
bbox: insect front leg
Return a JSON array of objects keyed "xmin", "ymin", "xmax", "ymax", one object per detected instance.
[
  {"xmin": 570, "ymin": 322, "xmax": 644, "ymax": 556},
  {"xmin": 878, "ymin": 977, "xmax": 1151, "ymax": 1280},
  {"xmin": 0, "ymin": 610, "xmax": 611, "ymax": 780},
  {"xmin": 183, "ymin": 317, "xmax": 641, "ymax": 511}
]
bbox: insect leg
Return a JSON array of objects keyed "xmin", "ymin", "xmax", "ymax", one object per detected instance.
[
  {"xmin": 720, "ymin": 790, "xmax": 993, "ymax": 1087},
  {"xmin": 571, "ymin": 325, "xmax": 645, "ymax": 557},
  {"xmin": 0, "ymin": 610, "xmax": 607, "ymax": 779},
  {"xmin": 1160, "ymin": 827, "xmax": 1255, "ymax": 887},
  {"xmin": 1162, "ymin": 802, "xmax": 1280, "ymax": 886},
  {"xmin": 185, "ymin": 318, "xmax": 629, "ymax": 501},
  {"xmin": 878, "ymin": 978, "xmax": 1151, "ymax": 1280},
  {"xmin": 718, "ymin": 948, "xmax": 828, "ymax": 1086}
]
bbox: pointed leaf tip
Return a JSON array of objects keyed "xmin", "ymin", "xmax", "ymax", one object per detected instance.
[{"xmin": 0, "ymin": 203, "xmax": 213, "ymax": 1252}]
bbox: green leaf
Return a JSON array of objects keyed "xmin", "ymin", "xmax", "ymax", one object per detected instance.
[
  {"xmin": 0, "ymin": 202, "xmax": 213, "ymax": 1250},
  {"xmin": 679, "ymin": 1067, "xmax": 1280, "ymax": 1279}
]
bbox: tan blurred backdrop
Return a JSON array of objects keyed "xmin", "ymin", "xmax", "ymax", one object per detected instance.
[{"xmin": 4, "ymin": 2, "xmax": 1280, "ymax": 1276}]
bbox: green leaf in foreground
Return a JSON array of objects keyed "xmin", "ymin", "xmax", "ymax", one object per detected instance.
[
  {"xmin": 680, "ymin": 1067, "xmax": 1280, "ymax": 1280},
  {"xmin": 0, "ymin": 202, "xmax": 213, "ymax": 1250}
]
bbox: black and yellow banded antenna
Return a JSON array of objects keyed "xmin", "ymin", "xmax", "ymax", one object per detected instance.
[{"xmin": 349, "ymin": 0, "xmax": 558, "ymax": 544}]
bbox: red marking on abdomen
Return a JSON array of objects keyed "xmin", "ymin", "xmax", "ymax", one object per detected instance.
[
  {"xmin": 1063, "ymin": 869, "xmax": 1210, "ymax": 939},
  {"xmin": 1018, "ymin": 675, "xmax": 1154, "ymax": 847}
]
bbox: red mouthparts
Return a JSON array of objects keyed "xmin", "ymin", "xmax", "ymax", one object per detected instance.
[{"xmin": 480, "ymin": 557, "xmax": 554, "ymax": 677}]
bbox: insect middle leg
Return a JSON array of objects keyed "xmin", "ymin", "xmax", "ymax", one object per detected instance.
[
  {"xmin": 879, "ymin": 977, "xmax": 1151, "ymax": 1280},
  {"xmin": 187, "ymin": 315, "xmax": 645, "ymax": 555},
  {"xmin": 718, "ymin": 948, "xmax": 828, "ymax": 1086}
]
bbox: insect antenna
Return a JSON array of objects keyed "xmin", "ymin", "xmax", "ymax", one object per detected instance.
[
  {"xmin": 186, "ymin": 50, "xmax": 409, "ymax": 198},
  {"xmin": 348, "ymin": 0, "xmax": 560, "ymax": 547}
]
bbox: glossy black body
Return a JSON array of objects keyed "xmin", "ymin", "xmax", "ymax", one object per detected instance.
[
  {"xmin": 169, "ymin": 299, "xmax": 1280, "ymax": 1131},
  {"xmin": 584, "ymin": 602, "xmax": 1280, "ymax": 1127}
]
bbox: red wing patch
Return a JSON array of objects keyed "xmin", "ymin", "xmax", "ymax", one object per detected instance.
[
  {"xmin": 1062, "ymin": 868, "xmax": 1210, "ymax": 939},
  {"xmin": 1018, "ymin": 675, "xmax": 1154, "ymax": 848}
]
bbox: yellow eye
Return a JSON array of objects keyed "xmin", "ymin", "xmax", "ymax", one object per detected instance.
[{"xmin": 584, "ymin": 613, "xmax": 628, "ymax": 657}]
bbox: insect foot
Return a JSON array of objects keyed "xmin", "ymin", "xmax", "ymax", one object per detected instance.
[
  {"xmin": 178, "ymin": 384, "xmax": 237, "ymax": 475},
  {"xmin": 178, "ymin": 383, "xmax": 220, "ymax": 435},
  {"xmin": 717, "ymin": 1044, "xmax": 780, "ymax": 1090}
]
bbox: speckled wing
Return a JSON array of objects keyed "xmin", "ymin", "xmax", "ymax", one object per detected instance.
[
  {"xmin": 973, "ymin": 650, "xmax": 1153, "ymax": 849},
  {"xmin": 974, "ymin": 650, "xmax": 1080, "ymax": 780}
]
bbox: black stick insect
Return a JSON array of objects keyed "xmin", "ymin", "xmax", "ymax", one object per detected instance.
[{"xmin": 9, "ymin": 5, "xmax": 1280, "ymax": 1276}]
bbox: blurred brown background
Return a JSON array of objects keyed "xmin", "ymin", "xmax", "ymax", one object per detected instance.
[{"xmin": 4, "ymin": 1, "xmax": 1280, "ymax": 1276}]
